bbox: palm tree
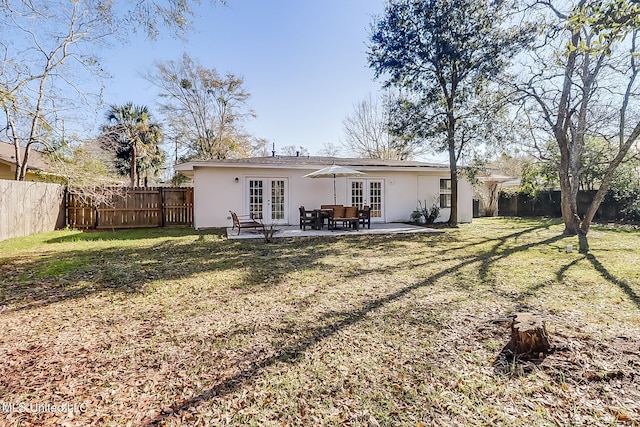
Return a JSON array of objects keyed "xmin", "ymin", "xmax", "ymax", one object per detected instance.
[{"xmin": 102, "ymin": 103, "xmax": 165, "ymax": 187}]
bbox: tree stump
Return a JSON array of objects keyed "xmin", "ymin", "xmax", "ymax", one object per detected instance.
[{"xmin": 509, "ymin": 312, "xmax": 551, "ymax": 357}]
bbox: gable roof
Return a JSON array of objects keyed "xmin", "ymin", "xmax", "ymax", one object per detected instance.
[
  {"xmin": 0, "ymin": 142, "xmax": 52, "ymax": 172},
  {"xmin": 175, "ymin": 156, "xmax": 450, "ymax": 175}
]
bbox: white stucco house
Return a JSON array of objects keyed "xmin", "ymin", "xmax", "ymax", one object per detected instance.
[{"xmin": 174, "ymin": 156, "xmax": 473, "ymax": 229}]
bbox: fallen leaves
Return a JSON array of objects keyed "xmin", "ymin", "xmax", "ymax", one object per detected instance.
[{"xmin": 0, "ymin": 221, "xmax": 639, "ymax": 425}]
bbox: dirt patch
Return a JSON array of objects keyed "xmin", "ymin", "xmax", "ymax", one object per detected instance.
[{"xmin": 489, "ymin": 315, "xmax": 640, "ymax": 424}]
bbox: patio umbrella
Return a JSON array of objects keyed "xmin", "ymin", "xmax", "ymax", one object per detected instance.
[{"xmin": 303, "ymin": 164, "xmax": 365, "ymax": 204}]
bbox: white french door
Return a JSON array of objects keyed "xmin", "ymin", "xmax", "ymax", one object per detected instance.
[
  {"xmin": 349, "ymin": 179, "xmax": 384, "ymax": 222},
  {"xmin": 247, "ymin": 178, "xmax": 288, "ymax": 223}
]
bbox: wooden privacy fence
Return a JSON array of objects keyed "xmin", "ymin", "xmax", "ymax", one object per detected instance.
[
  {"xmin": 67, "ymin": 187, "xmax": 193, "ymax": 229},
  {"xmin": 0, "ymin": 180, "xmax": 65, "ymax": 241},
  {"xmin": 498, "ymin": 190, "xmax": 623, "ymax": 221}
]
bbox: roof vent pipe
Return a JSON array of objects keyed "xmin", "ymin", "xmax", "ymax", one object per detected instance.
[{"xmin": 296, "ymin": 151, "xmax": 300, "ymax": 157}]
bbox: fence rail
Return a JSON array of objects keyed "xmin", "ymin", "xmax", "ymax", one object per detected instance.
[{"xmin": 66, "ymin": 187, "xmax": 193, "ymax": 229}]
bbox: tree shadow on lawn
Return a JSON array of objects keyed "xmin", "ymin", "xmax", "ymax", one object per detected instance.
[
  {"xmin": 45, "ymin": 227, "xmax": 221, "ymax": 243},
  {"xmin": 143, "ymin": 223, "xmax": 569, "ymax": 426},
  {"xmin": 515, "ymin": 245, "xmax": 640, "ymax": 311},
  {"xmin": 8, "ymin": 223, "xmax": 627, "ymax": 425},
  {"xmin": 333, "ymin": 223, "xmax": 560, "ymax": 283},
  {"xmin": 8, "ymin": 220, "xmax": 557, "ymax": 315},
  {"xmin": 586, "ymin": 253, "xmax": 640, "ymax": 309},
  {"xmin": 548, "ymin": 235, "xmax": 640, "ymax": 310},
  {"xmin": 144, "ymin": 257, "xmax": 481, "ymax": 425},
  {"xmin": 432, "ymin": 219, "xmax": 558, "ymax": 260},
  {"xmin": 0, "ymin": 236, "xmax": 336, "ymax": 314},
  {"xmin": 477, "ymin": 233, "xmax": 566, "ymax": 283}
]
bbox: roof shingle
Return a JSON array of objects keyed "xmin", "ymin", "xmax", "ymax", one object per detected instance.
[
  {"xmin": 0, "ymin": 142, "xmax": 52, "ymax": 172},
  {"xmin": 176, "ymin": 155, "xmax": 449, "ymax": 171}
]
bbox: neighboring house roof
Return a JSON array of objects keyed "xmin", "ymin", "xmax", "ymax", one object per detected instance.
[
  {"xmin": 477, "ymin": 168, "xmax": 520, "ymax": 187},
  {"xmin": 175, "ymin": 156, "xmax": 450, "ymax": 176},
  {"xmin": 0, "ymin": 142, "xmax": 52, "ymax": 173},
  {"xmin": 479, "ymin": 174, "xmax": 516, "ymax": 184}
]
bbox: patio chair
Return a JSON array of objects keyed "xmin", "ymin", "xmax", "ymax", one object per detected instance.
[
  {"xmin": 329, "ymin": 205, "xmax": 344, "ymax": 231},
  {"xmin": 229, "ymin": 210, "xmax": 262, "ymax": 235},
  {"xmin": 344, "ymin": 206, "xmax": 359, "ymax": 230},
  {"xmin": 330, "ymin": 206, "xmax": 359, "ymax": 231},
  {"xmin": 299, "ymin": 206, "xmax": 316, "ymax": 230},
  {"xmin": 359, "ymin": 205, "xmax": 371, "ymax": 229}
]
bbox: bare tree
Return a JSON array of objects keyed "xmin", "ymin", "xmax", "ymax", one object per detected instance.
[
  {"xmin": 0, "ymin": 1, "xmax": 110, "ymax": 181},
  {"xmin": 0, "ymin": 0, "xmax": 220, "ymax": 181},
  {"xmin": 318, "ymin": 142, "xmax": 342, "ymax": 157},
  {"xmin": 518, "ymin": 0, "xmax": 640, "ymax": 236},
  {"xmin": 147, "ymin": 54, "xmax": 259, "ymax": 161},
  {"xmin": 280, "ymin": 145, "xmax": 309, "ymax": 156},
  {"xmin": 342, "ymin": 93, "xmax": 420, "ymax": 160},
  {"xmin": 124, "ymin": 0, "xmax": 226, "ymax": 40},
  {"xmin": 47, "ymin": 138, "xmax": 121, "ymax": 185}
]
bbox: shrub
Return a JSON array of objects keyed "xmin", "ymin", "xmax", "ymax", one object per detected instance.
[
  {"xmin": 411, "ymin": 199, "xmax": 441, "ymax": 224},
  {"xmin": 620, "ymin": 190, "xmax": 640, "ymax": 222},
  {"xmin": 410, "ymin": 209, "xmax": 423, "ymax": 224}
]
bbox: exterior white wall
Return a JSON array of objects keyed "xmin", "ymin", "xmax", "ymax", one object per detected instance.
[
  {"xmin": 193, "ymin": 165, "xmax": 336, "ymax": 229},
  {"xmin": 416, "ymin": 174, "xmax": 473, "ymax": 223},
  {"xmin": 417, "ymin": 175, "xmax": 441, "ymax": 220},
  {"xmin": 192, "ymin": 165, "xmax": 473, "ymax": 228},
  {"xmin": 193, "ymin": 167, "xmax": 242, "ymax": 229},
  {"xmin": 457, "ymin": 178, "xmax": 473, "ymax": 223}
]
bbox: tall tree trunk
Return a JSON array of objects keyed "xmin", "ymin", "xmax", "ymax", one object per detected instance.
[
  {"xmin": 558, "ymin": 174, "xmax": 580, "ymax": 234},
  {"xmin": 18, "ymin": 145, "xmax": 32, "ymax": 181},
  {"xmin": 130, "ymin": 143, "xmax": 137, "ymax": 187},
  {"xmin": 449, "ymin": 156, "xmax": 458, "ymax": 227},
  {"xmin": 20, "ymin": 54, "xmax": 51, "ymax": 181},
  {"xmin": 12, "ymin": 139, "xmax": 22, "ymax": 181},
  {"xmin": 557, "ymin": 134, "xmax": 580, "ymax": 235},
  {"xmin": 5, "ymin": 114, "xmax": 29, "ymax": 181},
  {"xmin": 447, "ymin": 115, "xmax": 458, "ymax": 226},
  {"xmin": 553, "ymin": 20, "xmax": 582, "ymax": 235}
]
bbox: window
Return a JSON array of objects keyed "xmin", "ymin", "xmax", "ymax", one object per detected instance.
[
  {"xmin": 271, "ymin": 180, "xmax": 285, "ymax": 220},
  {"xmin": 248, "ymin": 180, "xmax": 264, "ymax": 219},
  {"xmin": 440, "ymin": 179, "xmax": 451, "ymax": 208},
  {"xmin": 351, "ymin": 181, "xmax": 364, "ymax": 209}
]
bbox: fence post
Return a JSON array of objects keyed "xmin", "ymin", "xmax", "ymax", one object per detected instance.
[
  {"xmin": 65, "ymin": 188, "xmax": 70, "ymax": 228},
  {"xmin": 160, "ymin": 187, "xmax": 165, "ymax": 228},
  {"xmin": 61, "ymin": 186, "xmax": 68, "ymax": 229}
]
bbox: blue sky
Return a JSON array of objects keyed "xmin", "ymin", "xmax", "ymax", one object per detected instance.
[{"xmin": 100, "ymin": 0, "xmax": 389, "ymax": 157}]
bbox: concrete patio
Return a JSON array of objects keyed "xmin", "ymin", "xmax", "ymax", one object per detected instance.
[{"xmin": 226, "ymin": 222, "xmax": 444, "ymax": 239}]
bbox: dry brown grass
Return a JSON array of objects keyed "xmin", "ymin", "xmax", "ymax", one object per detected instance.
[{"xmin": 0, "ymin": 218, "xmax": 638, "ymax": 426}]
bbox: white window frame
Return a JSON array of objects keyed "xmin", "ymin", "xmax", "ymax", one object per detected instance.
[
  {"xmin": 246, "ymin": 177, "xmax": 288, "ymax": 224},
  {"xmin": 439, "ymin": 178, "xmax": 452, "ymax": 209}
]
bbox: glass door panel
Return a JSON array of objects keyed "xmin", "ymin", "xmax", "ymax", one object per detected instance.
[
  {"xmin": 350, "ymin": 179, "xmax": 384, "ymax": 222},
  {"xmin": 247, "ymin": 178, "xmax": 288, "ymax": 223},
  {"xmin": 369, "ymin": 181, "xmax": 382, "ymax": 218},
  {"xmin": 248, "ymin": 180, "xmax": 264, "ymax": 220},
  {"xmin": 351, "ymin": 181, "xmax": 364, "ymax": 209},
  {"xmin": 271, "ymin": 179, "xmax": 285, "ymax": 220}
]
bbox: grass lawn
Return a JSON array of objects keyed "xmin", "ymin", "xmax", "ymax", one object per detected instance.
[{"xmin": 0, "ymin": 218, "xmax": 639, "ymax": 426}]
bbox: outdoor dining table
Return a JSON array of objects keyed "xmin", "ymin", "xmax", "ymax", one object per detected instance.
[{"xmin": 313, "ymin": 209, "xmax": 334, "ymax": 230}]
